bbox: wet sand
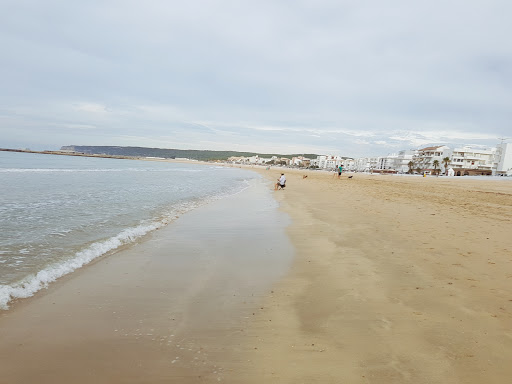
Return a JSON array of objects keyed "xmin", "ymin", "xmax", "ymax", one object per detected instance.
[
  {"xmin": 1, "ymin": 168, "xmax": 512, "ymax": 383},
  {"xmin": 0, "ymin": 178, "xmax": 293, "ymax": 383}
]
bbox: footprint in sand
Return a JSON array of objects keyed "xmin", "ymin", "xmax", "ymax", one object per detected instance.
[{"xmin": 380, "ymin": 317, "xmax": 392, "ymax": 330}]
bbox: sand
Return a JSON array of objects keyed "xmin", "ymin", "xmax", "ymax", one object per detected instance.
[
  {"xmin": 238, "ymin": 168, "xmax": 512, "ymax": 384},
  {"xmin": 0, "ymin": 178, "xmax": 292, "ymax": 383},
  {"xmin": 1, "ymin": 168, "xmax": 511, "ymax": 383}
]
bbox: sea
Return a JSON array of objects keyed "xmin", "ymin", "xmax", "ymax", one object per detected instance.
[{"xmin": 0, "ymin": 151, "xmax": 256, "ymax": 309}]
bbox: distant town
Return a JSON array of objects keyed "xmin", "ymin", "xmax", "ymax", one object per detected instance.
[
  {"xmin": 2, "ymin": 141, "xmax": 511, "ymax": 176},
  {"xmin": 229, "ymin": 142, "xmax": 512, "ymax": 177}
]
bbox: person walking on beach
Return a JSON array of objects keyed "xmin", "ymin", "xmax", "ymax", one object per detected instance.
[
  {"xmin": 275, "ymin": 173, "xmax": 286, "ymax": 190},
  {"xmin": 338, "ymin": 164, "xmax": 343, "ymax": 179}
]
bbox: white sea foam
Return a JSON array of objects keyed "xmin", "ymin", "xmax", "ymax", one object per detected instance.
[
  {"xmin": 0, "ymin": 220, "xmax": 165, "ymax": 310},
  {"xmin": 0, "ymin": 182, "xmax": 250, "ymax": 310},
  {"xmin": 0, "ymin": 156, "xmax": 254, "ymax": 310}
]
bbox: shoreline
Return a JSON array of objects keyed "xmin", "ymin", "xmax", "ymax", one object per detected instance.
[
  {"xmin": 3, "ymin": 148, "xmax": 511, "ymax": 180},
  {"xmin": 0, "ymin": 177, "xmax": 293, "ymax": 383},
  {"xmin": 0, "ymin": 156, "xmax": 255, "ymax": 311},
  {"xmin": 1, "ymin": 162, "xmax": 511, "ymax": 382}
]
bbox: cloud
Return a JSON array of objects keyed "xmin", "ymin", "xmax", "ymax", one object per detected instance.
[
  {"xmin": 54, "ymin": 123, "xmax": 98, "ymax": 130},
  {"xmin": 74, "ymin": 103, "xmax": 108, "ymax": 114},
  {"xmin": 1, "ymin": 0, "xmax": 511, "ymax": 156}
]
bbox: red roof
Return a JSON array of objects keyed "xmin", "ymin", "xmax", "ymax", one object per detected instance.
[{"xmin": 419, "ymin": 146, "xmax": 444, "ymax": 151}]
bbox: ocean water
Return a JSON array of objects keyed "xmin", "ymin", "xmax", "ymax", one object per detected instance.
[{"xmin": 0, "ymin": 151, "xmax": 256, "ymax": 309}]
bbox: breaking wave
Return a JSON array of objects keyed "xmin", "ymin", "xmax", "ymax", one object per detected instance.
[{"xmin": 0, "ymin": 180, "xmax": 251, "ymax": 310}]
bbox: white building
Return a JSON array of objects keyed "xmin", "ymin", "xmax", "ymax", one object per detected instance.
[
  {"xmin": 227, "ymin": 156, "xmax": 249, "ymax": 163},
  {"xmin": 369, "ymin": 157, "xmax": 380, "ymax": 172},
  {"xmin": 377, "ymin": 155, "xmax": 396, "ymax": 170},
  {"xmin": 351, "ymin": 157, "xmax": 379, "ymax": 172},
  {"xmin": 413, "ymin": 145, "xmax": 452, "ymax": 173},
  {"xmin": 291, "ymin": 156, "xmax": 311, "ymax": 167},
  {"xmin": 450, "ymin": 147, "xmax": 495, "ymax": 174},
  {"xmin": 391, "ymin": 150, "xmax": 418, "ymax": 173},
  {"xmin": 227, "ymin": 155, "xmax": 272, "ymax": 164},
  {"xmin": 313, "ymin": 155, "xmax": 344, "ymax": 169},
  {"xmin": 343, "ymin": 158, "xmax": 355, "ymax": 171},
  {"xmin": 352, "ymin": 158, "xmax": 369, "ymax": 172},
  {"xmin": 493, "ymin": 142, "xmax": 512, "ymax": 176}
]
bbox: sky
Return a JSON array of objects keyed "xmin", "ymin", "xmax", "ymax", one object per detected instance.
[{"xmin": 1, "ymin": 0, "xmax": 511, "ymax": 157}]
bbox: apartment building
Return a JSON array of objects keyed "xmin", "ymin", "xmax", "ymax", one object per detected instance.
[
  {"xmin": 311, "ymin": 155, "xmax": 344, "ymax": 169},
  {"xmin": 493, "ymin": 142, "xmax": 512, "ymax": 176},
  {"xmin": 344, "ymin": 141, "xmax": 509, "ymax": 176},
  {"xmin": 343, "ymin": 158, "xmax": 355, "ymax": 171},
  {"xmin": 450, "ymin": 147, "xmax": 495, "ymax": 175},
  {"xmin": 291, "ymin": 156, "xmax": 311, "ymax": 167},
  {"xmin": 412, "ymin": 145, "xmax": 452, "ymax": 173},
  {"xmin": 350, "ymin": 157, "xmax": 380, "ymax": 172},
  {"xmin": 227, "ymin": 155, "xmax": 277, "ymax": 164},
  {"xmin": 363, "ymin": 150, "xmax": 418, "ymax": 173},
  {"xmin": 377, "ymin": 155, "xmax": 395, "ymax": 170},
  {"xmin": 392, "ymin": 150, "xmax": 418, "ymax": 173}
]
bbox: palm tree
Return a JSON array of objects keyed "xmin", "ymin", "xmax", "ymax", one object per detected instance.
[
  {"xmin": 432, "ymin": 159, "xmax": 440, "ymax": 175},
  {"xmin": 442, "ymin": 157, "xmax": 450, "ymax": 175},
  {"xmin": 407, "ymin": 161, "xmax": 414, "ymax": 174}
]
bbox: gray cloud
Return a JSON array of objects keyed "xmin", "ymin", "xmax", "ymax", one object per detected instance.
[{"xmin": 1, "ymin": 0, "xmax": 511, "ymax": 156}]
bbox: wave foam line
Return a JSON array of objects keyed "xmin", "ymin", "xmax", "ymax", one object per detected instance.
[
  {"xmin": 0, "ymin": 220, "xmax": 165, "ymax": 310},
  {"xmin": 0, "ymin": 179, "xmax": 254, "ymax": 310}
]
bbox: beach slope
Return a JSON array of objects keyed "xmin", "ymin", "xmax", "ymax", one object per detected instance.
[
  {"xmin": 238, "ymin": 169, "xmax": 512, "ymax": 384},
  {"xmin": 1, "ymin": 169, "xmax": 511, "ymax": 383}
]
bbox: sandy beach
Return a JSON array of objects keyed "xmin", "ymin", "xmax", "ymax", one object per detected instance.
[
  {"xmin": 1, "ymin": 168, "xmax": 512, "ymax": 383},
  {"xmin": 239, "ymin": 168, "xmax": 512, "ymax": 384}
]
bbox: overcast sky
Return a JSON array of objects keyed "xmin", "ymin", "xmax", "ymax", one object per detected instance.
[{"xmin": 1, "ymin": 0, "xmax": 511, "ymax": 157}]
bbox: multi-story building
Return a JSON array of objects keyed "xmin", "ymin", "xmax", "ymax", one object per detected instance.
[
  {"xmin": 352, "ymin": 157, "xmax": 369, "ymax": 172},
  {"xmin": 493, "ymin": 142, "xmax": 512, "ymax": 176},
  {"xmin": 376, "ymin": 151, "xmax": 418, "ymax": 172},
  {"xmin": 392, "ymin": 150, "xmax": 418, "ymax": 173},
  {"xmin": 343, "ymin": 158, "xmax": 355, "ymax": 171},
  {"xmin": 227, "ymin": 156, "xmax": 249, "ymax": 164},
  {"xmin": 227, "ymin": 155, "xmax": 275, "ymax": 164},
  {"xmin": 377, "ymin": 155, "xmax": 395, "ymax": 170},
  {"xmin": 450, "ymin": 147, "xmax": 495, "ymax": 175},
  {"xmin": 368, "ymin": 157, "xmax": 380, "ymax": 172},
  {"xmin": 412, "ymin": 145, "xmax": 452, "ymax": 173},
  {"xmin": 291, "ymin": 156, "xmax": 311, "ymax": 167},
  {"xmin": 350, "ymin": 157, "xmax": 380, "ymax": 172},
  {"xmin": 312, "ymin": 155, "xmax": 344, "ymax": 169}
]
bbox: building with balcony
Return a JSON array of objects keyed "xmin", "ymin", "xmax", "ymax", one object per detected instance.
[
  {"xmin": 312, "ymin": 155, "xmax": 344, "ymax": 169},
  {"xmin": 291, "ymin": 156, "xmax": 311, "ymax": 167},
  {"xmin": 493, "ymin": 142, "xmax": 512, "ymax": 176},
  {"xmin": 392, "ymin": 150, "xmax": 418, "ymax": 173},
  {"xmin": 449, "ymin": 147, "xmax": 495, "ymax": 175},
  {"xmin": 377, "ymin": 155, "xmax": 396, "ymax": 170},
  {"xmin": 413, "ymin": 145, "xmax": 452, "ymax": 173}
]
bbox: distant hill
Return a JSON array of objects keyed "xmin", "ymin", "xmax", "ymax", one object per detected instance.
[{"xmin": 60, "ymin": 146, "xmax": 320, "ymax": 161}]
